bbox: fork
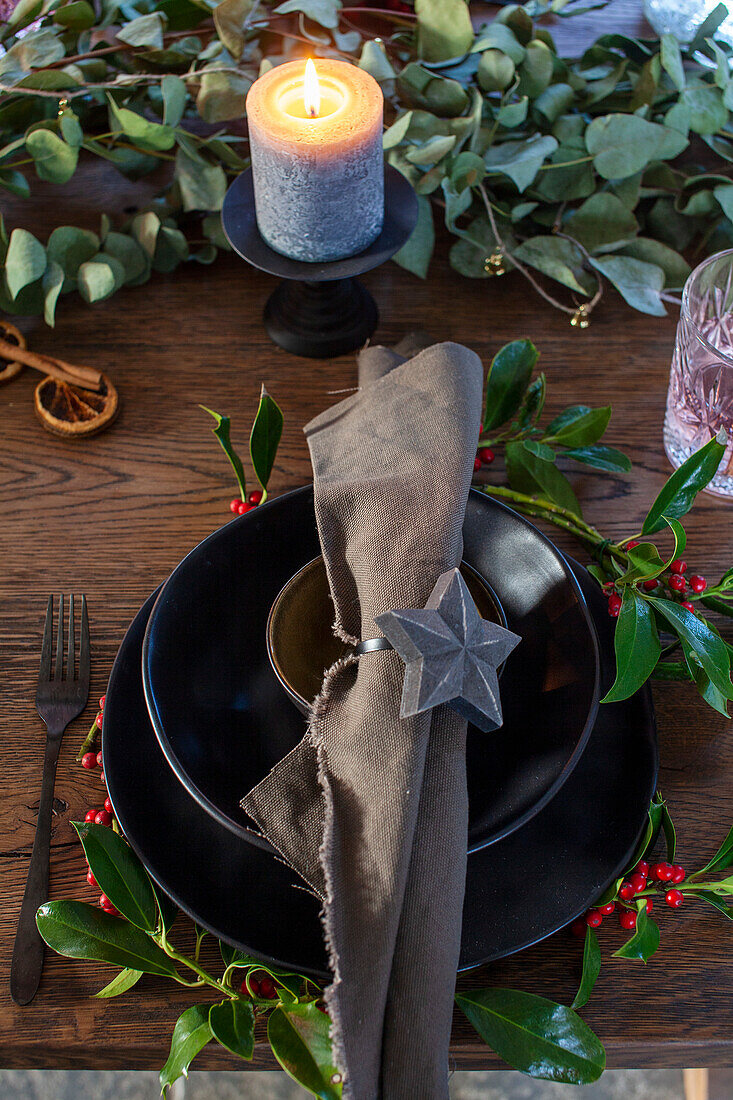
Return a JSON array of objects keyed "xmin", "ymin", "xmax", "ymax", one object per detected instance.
[{"xmin": 10, "ymin": 595, "xmax": 90, "ymax": 1006}]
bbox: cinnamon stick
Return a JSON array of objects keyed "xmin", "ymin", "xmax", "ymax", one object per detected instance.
[{"xmin": 0, "ymin": 339, "xmax": 103, "ymax": 392}]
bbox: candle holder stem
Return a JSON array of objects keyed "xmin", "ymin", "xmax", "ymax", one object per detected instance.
[{"xmin": 264, "ymin": 278, "xmax": 378, "ymax": 359}]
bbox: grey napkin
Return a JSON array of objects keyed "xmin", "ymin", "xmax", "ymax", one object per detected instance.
[{"xmin": 242, "ymin": 340, "xmax": 483, "ymax": 1099}]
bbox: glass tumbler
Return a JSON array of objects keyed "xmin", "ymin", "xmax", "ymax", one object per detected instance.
[{"xmin": 664, "ymin": 249, "xmax": 733, "ymax": 498}]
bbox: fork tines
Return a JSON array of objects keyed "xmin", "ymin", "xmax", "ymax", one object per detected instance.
[{"xmin": 38, "ymin": 595, "xmax": 90, "ymax": 686}]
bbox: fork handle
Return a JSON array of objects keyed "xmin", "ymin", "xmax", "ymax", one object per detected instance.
[{"xmin": 11, "ymin": 735, "xmax": 62, "ymax": 1005}]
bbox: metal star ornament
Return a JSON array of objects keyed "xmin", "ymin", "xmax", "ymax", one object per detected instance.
[{"xmin": 374, "ymin": 568, "xmax": 521, "ymax": 733}]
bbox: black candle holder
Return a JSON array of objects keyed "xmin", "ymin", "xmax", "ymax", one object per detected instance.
[{"xmin": 221, "ymin": 166, "xmax": 418, "ymax": 359}]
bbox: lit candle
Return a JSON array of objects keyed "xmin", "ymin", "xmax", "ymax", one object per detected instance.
[{"xmin": 246, "ymin": 59, "xmax": 384, "ymax": 263}]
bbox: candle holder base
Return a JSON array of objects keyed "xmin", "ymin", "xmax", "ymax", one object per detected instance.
[{"xmin": 221, "ymin": 166, "xmax": 418, "ymax": 359}]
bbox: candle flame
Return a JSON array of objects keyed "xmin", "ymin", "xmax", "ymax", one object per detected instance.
[{"xmin": 304, "ymin": 58, "xmax": 320, "ymax": 118}]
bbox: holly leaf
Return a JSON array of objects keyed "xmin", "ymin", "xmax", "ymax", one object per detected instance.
[
  {"xmin": 642, "ymin": 430, "xmax": 727, "ymax": 533},
  {"xmin": 544, "ymin": 405, "xmax": 611, "ymax": 448},
  {"xmin": 73, "ymin": 822, "xmax": 158, "ymax": 932},
  {"xmin": 561, "ymin": 446, "xmax": 631, "ymax": 473},
  {"xmin": 648, "ymin": 598, "xmax": 733, "ymax": 702},
  {"xmin": 698, "ymin": 824, "xmax": 733, "ymax": 875},
  {"xmin": 572, "ymin": 926, "xmax": 601, "ymax": 1010},
  {"xmin": 484, "ymin": 339, "xmax": 538, "ymax": 431},
  {"xmin": 209, "ymin": 999, "xmax": 255, "ymax": 1059},
  {"xmin": 602, "ymin": 590, "xmax": 661, "ymax": 703},
  {"xmin": 612, "ymin": 901, "xmax": 660, "ymax": 962},
  {"xmin": 506, "ymin": 441, "xmax": 581, "ymax": 515},
  {"xmin": 456, "ymin": 988, "xmax": 605, "ymax": 1084},
  {"xmin": 249, "ymin": 384, "xmax": 283, "ymax": 498},
  {"xmin": 268, "ymin": 1003, "xmax": 342, "ymax": 1099},
  {"xmin": 95, "ymin": 967, "xmax": 143, "ymax": 999},
  {"xmin": 200, "ymin": 405, "xmax": 246, "ymax": 501},
  {"xmin": 36, "ymin": 900, "xmax": 179, "ymax": 977},
  {"xmin": 160, "ymin": 1005, "xmax": 213, "ymax": 1091}
]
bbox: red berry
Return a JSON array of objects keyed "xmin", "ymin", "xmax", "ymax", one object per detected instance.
[
  {"xmin": 96, "ymin": 751, "xmax": 103, "ymax": 767},
  {"xmin": 230, "ymin": 499, "xmax": 242, "ymax": 514},
  {"xmin": 99, "ymin": 894, "xmax": 118, "ymax": 915},
  {"xmin": 479, "ymin": 422, "xmax": 484, "ymax": 436},
  {"xmin": 599, "ymin": 902, "xmax": 615, "ymax": 916},
  {"xmin": 650, "ymin": 863, "xmax": 666, "ymax": 881},
  {"xmin": 642, "ymin": 579, "xmax": 658, "ymax": 591},
  {"xmin": 689, "ymin": 575, "xmax": 707, "ymax": 593},
  {"xmin": 248, "ymin": 490, "xmax": 263, "ymax": 505},
  {"xmin": 95, "ymin": 810, "xmax": 112, "ymax": 827},
  {"xmin": 473, "ymin": 456, "xmax": 482, "ymax": 473},
  {"xmin": 81, "ymin": 752, "xmax": 97, "ymax": 770},
  {"xmin": 619, "ymin": 910, "xmax": 637, "ymax": 930},
  {"xmin": 619, "ymin": 882, "xmax": 635, "ymax": 901},
  {"xmin": 665, "ymin": 889, "xmax": 684, "ymax": 908},
  {"xmin": 608, "ymin": 594, "xmax": 622, "ymax": 617},
  {"xmin": 681, "ymin": 602, "xmax": 695, "ymax": 612},
  {"xmin": 478, "ymin": 447, "xmax": 495, "ymax": 465},
  {"xmin": 585, "ymin": 909, "xmax": 602, "ymax": 928},
  {"xmin": 570, "ymin": 919, "xmax": 586, "ymax": 937},
  {"xmin": 84, "ymin": 808, "xmax": 97, "ymax": 823},
  {"xmin": 630, "ymin": 872, "xmax": 647, "ymax": 893},
  {"xmin": 87, "ymin": 869, "xmax": 97, "ymax": 888},
  {"xmin": 627, "ymin": 540, "xmax": 640, "ymax": 549},
  {"xmin": 95, "ymin": 712, "xmax": 103, "ymax": 729},
  {"xmin": 670, "ymin": 559, "xmax": 687, "ymax": 574},
  {"xmin": 634, "ymin": 861, "xmax": 649, "ymax": 878},
  {"xmin": 100, "ymin": 771, "xmax": 106, "ymax": 786},
  {"xmin": 668, "ymin": 574, "xmax": 686, "ymax": 592},
  {"xmin": 99, "ymin": 695, "xmax": 106, "ymax": 710},
  {"xmin": 259, "ymin": 976, "xmax": 277, "ymax": 999},
  {"xmin": 645, "ymin": 898, "xmax": 653, "ymax": 913},
  {"xmin": 238, "ymin": 501, "xmax": 254, "ymax": 515},
  {"xmin": 240, "ymin": 979, "xmax": 251, "ymax": 996},
  {"xmin": 248, "ymin": 976, "xmax": 261, "ymax": 997},
  {"xmin": 670, "ymin": 865, "xmax": 686, "ymax": 884},
  {"xmin": 104, "ymin": 797, "xmax": 113, "ymax": 815}
]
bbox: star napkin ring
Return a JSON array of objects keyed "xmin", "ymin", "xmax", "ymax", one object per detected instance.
[{"xmin": 372, "ymin": 568, "xmax": 521, "ymax": 733}]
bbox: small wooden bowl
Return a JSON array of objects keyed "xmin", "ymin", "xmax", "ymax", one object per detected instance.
[{"xmin": 267, "ymin": 556, "xmax": 506, "ymax": 716}]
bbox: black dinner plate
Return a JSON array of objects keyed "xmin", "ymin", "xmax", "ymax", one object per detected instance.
[
  {"xmin": 142, "ymin": 487, "xmax": 600, "ymax": 853},
  {"xmin": 103, "ymin": 567, "xmax": 657, "ymax": 977}
]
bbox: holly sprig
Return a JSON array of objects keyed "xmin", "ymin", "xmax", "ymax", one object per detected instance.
[
  {"xmin": 202, "ymin": 384, "xmax": 283, "ymax": 514},
  {"xmin": 571, "ymin": 796, "xmax": 733, "ymax": 1008}
]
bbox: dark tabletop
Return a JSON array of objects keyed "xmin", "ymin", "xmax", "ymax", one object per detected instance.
[{"xmin": 2, "ymin": 0, "xmax": 733, "ymax": 1074}]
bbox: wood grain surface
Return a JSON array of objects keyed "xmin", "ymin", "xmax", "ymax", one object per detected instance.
[{"xmin": 3, "ymin": 0, "xmax": 733, "ymax": 1076}]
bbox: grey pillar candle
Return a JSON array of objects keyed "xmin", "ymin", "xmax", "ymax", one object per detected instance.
[{"xmin": 246, "ymin": 59, "xmax": 384, "ymax": 263}]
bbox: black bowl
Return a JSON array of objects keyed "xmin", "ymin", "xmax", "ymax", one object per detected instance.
[{"xmin": 142, "ymin": 486, "xmax": 600, "ymax": 852}]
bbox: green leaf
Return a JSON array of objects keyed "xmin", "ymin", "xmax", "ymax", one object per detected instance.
[
  {"xmin": 602, "ymin": 590, "xmax": 661, "ymax": 703},
  {"xmin": 506, "ymin": 441, "xmax": 581, "ymax": 515},
  {"xmin": 699, "ymin": 825, "xmax": 733, "ymax": 875},
  {"xmin": 456, "ymin": 988, "xmax": 605, "ymax": 1084},
  {"xmin": 150, "ymin": 879, "xmax": 177, "ymax": 936},
  {"xmin": 561, "ymin": 446, "xmax": 631, "ymax": 473},
  {"xmin": 477, "ymin": 50, "xmax": 515, "ymax": 93},
  {"xmin": 54, "ymin": 1, "xmax": 95, "ymax": 30},
  {"xmin": 513, "ymin": 237, "xmax": 594, "ymax": 297},
  {"xmin": 612, "ymin": 901, "xmax": 660, "ymax": 962},
  {"xmin": 661, "ymin": 801, "xmax": 676, "ymax": 863},
  {"xmin": 676, "ymin": 83, "xmax": 728, "ymax": 136},
  {"xmin": 415, "ymin": 0, "xmax": 473, "ymax": 63},
  {"xmin": 26, "ymin": 129, "xmax": 78, "ymax": 184},
  {"xmin": 572, "ymin": 926, "xmax": 601, "ymax": 1010},
  {"xmin": 77, "ymin": 260, "xmax": 116, "ymax": 304},
  {"xmin": 250, "ymin": 384, "xmax": 283, "ymax": 497},
  {"xmin": 397, "ymin": 63, "xmax": 469, "ymax": 118},
  {"xmin": 484, "ymin": 135, "xmax": 558, "ymax": 193},
  {"xmin": 36, "ymin": 900, "xmax": 179, "ymax": 976},
  {"xmin": 73, "ymin": 822, "xmax": 159, "ymax": 932},
  {"xmin": 42, "ymin": 260, "xmax": 63, "ymax": 327},
  {"xmin": 524, "ymin": 440, "xmax": 555, "ymax": 462},
  {"xmin": 563, "ymin": 193, "xmax": 638, "ymax": 254},
  {"xmin": 660, "ymin": 34, "xmax": 685, "ymax": 92},
  {"xmin": 209, "ymin": 999, "xmax": 255, "ymax": 1059},
  {"xmin": 116, "ymin": 12, "xmax": 166, "ymax": 49},
  {"xmin": 383, "ymin": 111, "xmax": 413, "ymax": 151},
  {"xmin": 585, "ymin": 113, "xmax": 687, "ymax": 180},
  {"xmin": 46, "ymin": 226, "xmax": 99, "ymax": 289},
  {"xmin": 393, "ymin": 193, "xmax": 434, "ymax": 278},
  {"xmin": 214, "ymin": 0, "xmax": 257, "ymax": 59},
  {"xmin": 4, "ymin": 228, "xmax": 45, "ymax": 301},
  {"xmin": 108, "ymin": 97, "xmax": 175, "ymax": 153},
  {"xmin": 160, "ymin": 1005, "xmax": 213, "ymax": 1092},
  {"xmin": 648, "ymin": 598, "xmax": 733, "ymax": 701},
  {"xmin": 162, "ymin": 74, "xmax": 187, "ymax": 127},
  {"xmin": 471, "ymin": 23, "xmax": 526, "ymax": 64},
  {"xmin": 95, "ymin": 967, "xmax": 143, "ymax": 999},
  {"xmin": 516, "ymin": 372, "xmax": 546, "ymax": 428},
  {"xmin": 642, "ymin": 430, "xmax": 727, "ymax": 533},
  {"xmin": 545, "ymin": 405, "xmax": 611, "ymax": 448},
  {"xmin": 617, "ymin": 238, "xmax": 690, "ymax": 290},
  {"xmin": 698, "ymin": 890, "xmax": 733, "ymax": 918},
  {"xmin": 267, "ymin": 1003, "xmax": 342, "ymax": 1099},
  {"xmin": 201, "ymin": 405, "xmax": 247, "ymax": 500},
  {"xmin": 589, "ymin": 255, "xmax": 666, "ymax": 317},
  {"xmin": 358, "ymin": 40, "xmax": 395, "ymax": 83},
  {"xmin": 176, "ymin": 146, "xmax": 226, "ymax": 212},
  {"xmin": 273, "ymin": 0, "xmax": 340, "ymax": 29},
  {"xmin": 103, "ymin": 232, "xmax": 150, "ymax": 286},
  {"xmin": 406, "ymin": 134, "xmax": 456, "ymax": 166},
  {"xmin": 197, "ymin": 68, "xmax": 251, "ymax": 123},
  {"xmin": 0, "ymin": 169, "xmax": 30, "ymax": 199},
  {"xmin": 484, "ymin": 339, "xmax": 538, "ymax": 431},
  {"xmin": 59, "ymin": 111, "xmax": 83, "ymax": 149},
  {"xmin": 517, "ymin": 40, "xmax": 554, "ymax": 99}
]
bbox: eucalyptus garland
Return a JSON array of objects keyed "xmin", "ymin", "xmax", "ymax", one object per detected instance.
[{"xmin": 2, "ymin": 0, "xmax": 733, "ymax": 324}]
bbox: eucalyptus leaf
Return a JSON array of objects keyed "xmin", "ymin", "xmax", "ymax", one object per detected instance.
[
  {"xmin": 642, "ymin": 430, "xmax": 727, "ymax": 533},
  {"xmin": 36, "ymin": 900, "xmax": 179, "ymax": 976},
  {"xmin": 268, "ymin": 1003, "xmax": 342, "ymax": 1099},
  {"xmin": 393, "ymin": 193, "xmax": 434, "ymax": 278},
  {"xmin": 77, "ymin": 260, "xmax": 116, "ymax": 303},
  {"xmin": 660, "ymin": 34, "xmax": 684, "ymax": 92},
  {"xmin": 602, "ymin": 590, "xmax": 661, "ymax": 703},
  {"xmin": 513, "ymin": 236, "xmax": 594, "ymax": 296},
  {"xmin": 477, "ymin": 50, "xmax": 515, "ymax": 93},
  {"xmin": 358, "ymin": 39, "xmax": 395, "ymax": 83},
  {"xmin": 563, "ymin": 193, "xmax": 638, "ymax": 253},
  {"xmin": 116, "ymin": 13, "xmax": 166, "ymax": 49},
  {"xmin": 585, "ymin": 113, "xmax": 687, "ymax": 179},
  {"xmin": 274, "ymin": 0, "xmax": 340, "ymax": 30},
  {"xmin": 572, "ymin": 926, "xmax": 601, "ymax": 1010},
  {"xmin": 162, "ymin": 74, "xmax": 187, "ymax": 127},
  {"xmin": 26, "ymin": 129, "xmax": 78, "ymax": 184},
  {"xmin": 617, "ymin": 238, "xmax": 690, "ymax": 289},
  {"xmin": 108, "ymin": 97, "xmax": 175, "ymax": 152},
  {"xmin": 589, "ymin": 255, "xmax": 666, "ymax": 317},
  {"xmin": 5, "ymin": 228, "xmax": 46, "ymax": 301},
  {"xmin": 42, "ymin": 260, "xmax": 64, "ymax": 326},
  {"xmin": 484, "ymin": 134, "xmax": 558, "ymax": 193},
  {"xmin": 176, "ymin": 146, "xmax": 226, "ymax": 212},
  {"xmin": 55, "ymin": 1, "xmax": 95, "ymax": 30},
  {"xmin": 415, "ymin": 0, "xmax": 473, "ymax": 64},
  {"xmin": 250, "ymin": 384, "xmax": 284, "ymax": 497},
  {"xmin": 197, "ymin": 68, "xmax": 250, "ymax": 123},
  {"xmin": 214, "ymin": 0, "xmax": 256, "ymax": 59},
  {"xmin": 73, "ymin": 822, "xmax": 159, "ymax": 932},
  {"xmin": 160, "ymin": 1005, "xmax": 213, "ymax": 1091},
  {"xmin": 456, "ymin": 988, "xmax": 605, "ymax": 1084}
]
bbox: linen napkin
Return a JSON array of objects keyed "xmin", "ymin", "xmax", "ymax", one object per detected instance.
[{"xmin": 243, "ymin": 339, "xmax": 483, "ymax": 1099}]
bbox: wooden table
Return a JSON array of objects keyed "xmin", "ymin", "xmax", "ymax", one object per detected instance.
[{"xmin": 2, "ymin": 0, "xmax": 733, "ymax": 1081}]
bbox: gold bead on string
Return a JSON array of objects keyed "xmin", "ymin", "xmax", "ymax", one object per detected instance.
[
  {"xmin": 570, "ymin": 304, "xmax": 590, "ymax": 329},
  {"xmin": 484, "ymin": 249, "xmax": 505, "ymax": 277}
]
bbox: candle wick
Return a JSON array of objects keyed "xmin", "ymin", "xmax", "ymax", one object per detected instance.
[{"xmin": 307, "ymin": 107, "xmax": 318, "ymax": 118}]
